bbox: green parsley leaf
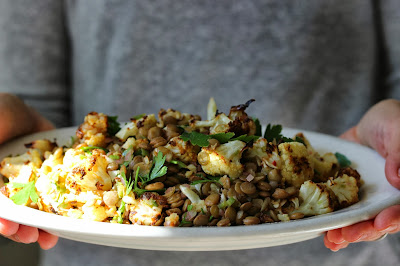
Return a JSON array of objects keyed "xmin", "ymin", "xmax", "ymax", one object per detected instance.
[
  {"xmin": 210, "ymin": 132, "xmax": 235, "ymax": 144},
  {"xmin": 335, "ymin": 152, "xmax": 351, "ymax": 167},
  {"xmin": 10, "ymin": 182, "xmax": 39, "ymax": 205},
  {"xmin": 264, "ymin": 124, "xmax": 283, "ymax": 142},
  {"xmin": 252, "ymin": 117, "xmax": 262, "ymax": 136},
  {"xmin": 187, "ymin": 204, "xmax": 193, "ymax": 211},
  {"xmin": 263, "ymin": 124, "xmax": 304, "ymax": 144},
  {"xmin": 190, "ymin": 175, "xmax": 221, "ymax": 185},
  {"xmin": 231, "ymin": 134, "xmax": 259, "ymax": 142},
  {"xmin": 107, "ymin": 116, "xmax": 121, "ymax": 136},
  {"xmin": 180, "ymin": 131, "xmax": 211, "ymax": 147},
  {"xmin": 149, "ymin": 152, "xmax": 168, "ymax": 181}
]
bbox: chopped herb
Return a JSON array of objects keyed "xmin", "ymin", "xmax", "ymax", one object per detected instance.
[
  {"xmin": 191, "ymin": 175, "xmax": 221, "ymax": 185},
  {"xmin": 132, "ymin": 113, "xmax": 146, "ymax": 120},
  {"xmin": 122, "ymin": 161, "xmax": 130, "ymax": 167},
  {"xmin": 170, "ymin": 160, "xmax": 187, "ymax": 169},
  {"xmin": 263, "ymin": 124, "xmax": 303, "ymax": 144},
  {"xmin": 252, "ymin": 117, "xmax": 262, "ymax": 136},
  {"xmin": 218, "ymin": 197, "xmax": 236, "ymax": 209},
  {"xmin": 180, "ymin": 131, "xmax": 210, "ymax": 147},
  {"xmin": 109, "ymin": 154, "xmax": 120, "ymax": 160},
  {"xmin": 181, "ymin": 131, "xmax": 257, "ymax": 147},
  {"xmin": 10, "ymin": 181, "xmax": 39, "ymax": 205},
  {"xmin": 107, "ymin": 116, "xmax": 121, "ymax": 136},
  {"xmin": 231, "ymin": 134, "xmax": 259, "ymax": 142},
  {"xmin": 209, "ymin": 215, "xmax": 214, "ymax": 222},
  {"xmin": 81, "ymin": 146, "xmax": 109, "ymax": 153},
  {"xmin": 210, "ymin": 132, "xmax": 235, "ymax": 144},
  {"xmin": 187, "ymin": 204, "xmax": 193, "ymax": 211},
  {"xmin": 179, "ymin": 213, "xmax": 192, "ymax": 227},
  {"xmin": 147, "ymin": 152, "xmax": 168, "ymax": 182},
  {"xmin": 335, "ymin": 152, "xmax": 351, "ymax": 167}
]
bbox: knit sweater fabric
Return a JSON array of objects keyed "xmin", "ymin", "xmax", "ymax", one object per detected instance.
[{"xmin": 0, "ymin": 1, "xmax": 399, "ymax": 265}]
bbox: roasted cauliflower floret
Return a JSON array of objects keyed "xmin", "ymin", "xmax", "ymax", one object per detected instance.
[
  {"xmin": 0, "ymin": 149, "xmax": 42, "ymax": 182},
  {"xmin": 163, "ymin": 136, "xmax": 199, "ymax": 163},
  {"xmin": 313, "ymin": 152, "xmax": 339, "ymax": 181},
  {"xmin": 245, "ymin": 138, "xmax": 281, "ymax": 170},
  {"xmin": 116, "ymin": 114, "xmax": 157, "ymax": 141},
  {"xmin": 295, "ymin": 133, "xmax": 339, "ymax": 181},
  {"xmin": 325, "ymin": 174, "xmax": 359, "ymax": 208},
  {"xmin": 197, "ymin": 140, "xmax": 246, "ymax": 178},
  {"xmin": 296, "ymin": 180, "xmax": 335, "ymax": 216},
  {"xmin": 24, "ymin": 139, "xmax": 57, "ymax": 155},
  {"xmin": 63, "ymin": 148, "xmax": 112, "ymax": 192},
  {"xmin": 76, "ymin": 112, "xmax": 109, "ymax": 147},
  {"xmin": 129, "ymin": 192, "xmax": 166, "ymax": 225},
  {"xmin": 191, "ymin": 113, "xmax": 232, "ymax": 134},
  {"xmin": 191, "ymin": 99, "xmax": 256, "ymax": 136},
  {"xmin": 278, "ymin": 142, "xmax": 314, "ymax": 188}
]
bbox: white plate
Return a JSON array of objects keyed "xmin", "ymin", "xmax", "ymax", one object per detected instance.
[{"xmin": 0, "ymin": 127, "xmax": 399, "ymax": 251}]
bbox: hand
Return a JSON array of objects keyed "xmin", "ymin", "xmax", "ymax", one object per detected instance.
[
  {"xmin": 0, "ymin": 93, "xmax": 58, "ymax": 249},
  {"xmin": 324, "ymin": 99, "xmax": 400, "ymax": 251}
]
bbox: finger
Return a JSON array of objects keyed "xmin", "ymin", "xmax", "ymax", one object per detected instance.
[
  {"xmin": 385, "ymin": 154, "xmax": 400, "ymax": 189},
  {"xmin": 339, "ymin": 126, "xmax": 361, "ymax": 144},
  {"xmin": 325, "ymin": 228, "xmax": 346, "ymax": 244},
  {"xmin": 341, "ymin": 220, "xmax": 381, "ymax": 242},
  {"xmin": 0, "ymin": 218, "xmax": 19, "ymax": 236},
  {"xmin": 37, "ymin": 230, "xmax": 58, "ymax": 250},
  {"xmin": 14, "ymin": 225, "xmax": 39, "ymax": 244},
  {"xmin": 323, "ymin": 234, "xmax": 349, "ymax": 251},
  {"xmin": 374, "ymin": 205, "xmax": 400, "ymax": 233}
]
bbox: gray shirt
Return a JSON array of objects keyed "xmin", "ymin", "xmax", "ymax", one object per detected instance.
[{"xmin": 0, "ymin": 0, "xmax": 399, "ymax": 265}]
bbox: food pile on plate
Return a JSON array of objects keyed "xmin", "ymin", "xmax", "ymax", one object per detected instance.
[{"xmin": 0, "ymin": 99, "xmax": 362, "ymax": 227}]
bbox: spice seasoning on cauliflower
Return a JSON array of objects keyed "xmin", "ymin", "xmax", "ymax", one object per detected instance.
[{"xmin": 0, "ymin": 98, "xmax": 363, "ymax": 226}]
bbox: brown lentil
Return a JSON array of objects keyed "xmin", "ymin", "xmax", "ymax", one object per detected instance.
[
  {"xmin": 217, "ymin": 218, "xmax": 231, "ymax": 227},
  {"xmin": 205, "ymin": 193, "xmax": 220, "ymax": 206},
  {"xmin": 240, "ymin": 182, "xmax": 257, "ymax": 195},
  {"xmin": 144, "ymin": 182, "xmax": 164, "ymax": 191},
  {"xmin": 257, "ymin": 181, "xmax": 272, "ymax": 191},
  {"xmin": 150, "ymin": 136, "xmax": 167, "ymax": 148},
  {"xmin": 166, "ymin": 208, "xmax": 182, "ymax": 216},
  {"xmin": 170, "ymin": 199, "xmax": 185, "ymax": 208},
  {"xmin": 243, "ymin": 216, "xmax": 260, "ymax": 225},
  {"xmin": 193, "ymin": 214, "xmax": 209, "ymax": 226},
  {"xmin": 210, "ymin": 205, "xmax": 220, "ymax": 218},
  {"xmin": 219, "ymin": 175, "xmax": 231, "ymax": 189},
  {"xmin": 272, "ymin": 188, "xmax": 290, "ymax": 199},
  {"xmin": 240, "ymin": 202, "xmax": 253, "ymax": 212},
  {"xmin": 289, "ymin": 212, "xmax": 305, "ymax": 220},
  {"xmin": 268, "ymin": 169, "xmax": 282, "ymax": 182},
  {"xmin": 224, "ymin": 206, "xmax": 237, "ymax": 223},
  {"xmin": 147, "ymin": 126, "xmax": 162, "ymax": 140}
]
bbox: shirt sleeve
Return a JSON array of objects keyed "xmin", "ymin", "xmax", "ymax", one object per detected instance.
[
  {"xmin": 0, "ymin": 0, "xmax": 71, "ymax": 127},
  {"xmin": 378, "ymin": 0, "xmax": 400, "ymax": 99}
]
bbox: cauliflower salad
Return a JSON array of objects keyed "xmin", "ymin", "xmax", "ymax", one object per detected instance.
[{"xmin": 0, "ymin": 99, "xmax": 362, "ymax": 227}]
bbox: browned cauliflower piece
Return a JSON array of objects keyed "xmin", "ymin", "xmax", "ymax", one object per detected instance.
[
  {"xmin": 76, "ymin": 112, "xmax": 108, "ymax": 147},
  {"xmin": 191, "ymin": 99, "xmax": 256, "ymax": 136},
  {"xmin": 245, "ymin": 138, "xmax": 282, "ymax": 171},
  {"xmin": 63, "ymin": 148, "xmax": 112, "ymax": 193},
  {"xmin": 295, "ymin": 180, "xmax": 335, "ymax": 216},
  {"xmin": 278, "ymin": 142, "xmax": 314, "ymax": 188},
  {"xmin": 116, "ymin": 114, "xmax": 157, "ymax": 141},
  {"xmin": 325, "ymin": 174, "xmax": 359, "ymax": 208},
  {"xmin": 0, "ymin": 149, "xmax": 42, "ymax": 182},
  {"xmin": 163, "ymin": 136, "xmax": 199, "ymax": 163},
  {"xmin": 129, "ymin": 192, "xmax": 166, "ymax": 225},
  {"xmin": 295, "ymin": 133, "xmax": 339, "ymax": 181},
  {"xmin": 197, "ymin": 140, "xmax": 246, "ymax": 178}
]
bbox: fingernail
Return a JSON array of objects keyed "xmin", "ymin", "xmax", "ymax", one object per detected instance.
[
  {"xmin": 333, "ymin": 239, "xmax": 346, "ymax": 245},
  {"xmin": 398, "ymin": 168, "xmax": 400, "ymax": 178},
  {"xmin": 378, "ymin": 225, "xmax": 398, "ymax": 233}
]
